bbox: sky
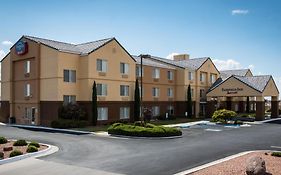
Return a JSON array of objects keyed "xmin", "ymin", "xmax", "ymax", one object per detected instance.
[{"xmin": 1, "ymin": 0, "xmax": 281, "ymax": 93}]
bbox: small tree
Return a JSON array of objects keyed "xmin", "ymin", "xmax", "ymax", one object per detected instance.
[
  {"xmin": 246, "ymin": 96, "xmax": 250, "ymax": 113},
  {"xmin": 134, "ymin": 79, "xmax": 141, "ymax": 121},
  {"xmin": 187, "ymin": 84, "xmax": 193, "ymax": 117},
  {"xmin": 92, "ymin": 81, "xmax": 98, "ymax": 126}
]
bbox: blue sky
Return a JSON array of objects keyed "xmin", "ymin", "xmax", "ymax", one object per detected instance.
[{"xmin": 1, "ymin": 0, "xmax": 281, "ymax": 89}]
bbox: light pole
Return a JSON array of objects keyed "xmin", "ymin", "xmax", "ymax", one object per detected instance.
[{"xmin": 139, "ymin": 54, "xmax": 151, "ymax": 121}]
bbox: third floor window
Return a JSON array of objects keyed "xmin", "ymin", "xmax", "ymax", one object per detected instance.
[
  {"xmin": 64, "ymin": 70, "xmax": 76, "ymax": 82},
  {"xmin": 153, "ymin": 68, "xmax": 160, "ymax": 79},
  {"xmin": 24, "ymin": 60, "xmax": 30, "ymax": 74},
  {"xmin": 97, "ymin": 59, "xmax": 107, "ymax": 72},
  {"xmin": 167, "ymin": 71, "xmax": 173, "ymax": 80},
  {"xmin": 120, "ymin": 63, "xmax": 129, "ymax": 74}
]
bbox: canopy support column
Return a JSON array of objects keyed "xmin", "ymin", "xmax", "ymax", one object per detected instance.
[
  {"xmin": 271, "ymin": 96, "xmax": 279, "ymax": 118},
  {"xmin": 255, "ymin": 96, "xmax": 265, "ymax": 121}
]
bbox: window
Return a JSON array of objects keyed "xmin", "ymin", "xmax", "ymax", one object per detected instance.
[
  {"xmin": 24, "ymin": 84, "xmax": 31, "ymax": 97},
  {"xmin": 97, "ymin": 59, "xmax": 107, "ymax": 72},
  {"xmin": 152, "ymin": 87, "xmax": 160, "ymax": 97},
  {"xmin": 152, "ymin": 68, "xmax": 160, "ymax": 79},
  {"xmin": 210, "ymin": 74, "xmax": 217, "ymax": 84},
  {"xmin": 120, "ymin": 85, "xmax": 129, "ymax": 96},
  {"xmin": 152, "ymin": 106, "xmax": 160, "ymax": 116},
  {"xmin": 97, "ymin": 84, "xmax": 107, "ymax": 96},
  {"xmin": 98, "ymin": 107, "xmax": 108, "ymax": 120},
  {"xmin": 25, "ymin": 60, "xmax": 30, "ymax": 74},
  {"xmin": 120, "ymin": 63, "xmax": 129, "ymax": 74},
  {"xmin": 188, "ymin": 71, "xmax": 193, "ymax": 80},
  {"xmin": 167, "ymin": 71, "xmax": 173, "ymax": 80},
  {"xmin": 167, "ymin": 88, "xmax": 173, "ymax": 97},
  {"xmin": 200, "ymin": 72, "xmax": 206, "ymax": 82},
  {"xmin": 168, "ymin": 105, "xmax": 174, "ymax": 115},
  {"xmin": 64, "ymin": 70, "xmax": 76, "ymax": 82},
  {"xmin": 120, "ymin": 107, "xmax": 130, "ymax": 119},
  {"xmin": 136, "ymin": 65, "xmax": 144, "ymax": 77},
  {"xmin": 63, "ymin": 95, "xmax": 76, "ymax": 105},
  {"xmin": 200, "ymin": 89, "xmax": 205, "ymax": 98},
  {"xmin": 25, "ymin": 107, "xmax": 31, "ymax": 119}
]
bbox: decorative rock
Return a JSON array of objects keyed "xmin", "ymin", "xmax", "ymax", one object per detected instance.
[
  {"xmin": 246, "ymin": 156, "xmax": 266, "ymax": 175},
  {"xmin": 3, "ymin": 146, "xmax": 13, "ymax": 151},
  {"xmin": 0, "ymin": 151, "xmax": 4, "ymax": 159}
]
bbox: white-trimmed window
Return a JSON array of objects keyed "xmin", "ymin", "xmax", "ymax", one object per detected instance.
[
  {"xmin": 152, "ymin": 68, "xmax": 160, "ymax": 79},
  {"xmin": 210, "ymin": 74, "xmax": 217, "ymax": 84},
  {"xmin": 200, "ymin": 72, "xmax": 206, "ymax": 82},
  {"xmin": 188, "ymin": 71, "xmax": 193, "ymax": 80},
  {"xmin": 25, "ymin": 60, "xmax": 30, "ymax": 74},
  {"xmin": 97, "ymin": 59, "xmax": 107, "ymax": 72},
  {"xmin": 136, "ymin": 65, "xmax": 144, "ymax": 77},
  {"xmin": 120, "ymin": 63, "xmax": 129, "ymax": 74},
  {"xmin": 167, "ymin": 88, "xmax": 173, "ymax": 97},
  {"xmin": 167, "ymin": 70, "xmax": 173, "ymax": 80},
  {"xmin": 63, "ymin": 95, "xmax": 76, "ymax": 105},
  {"xmin": 97, "ymin": 84, "xmax": 107, "ymax": 96},
  {"xmin": 152, "ymin": 87, "xmax": 160, "ymax": 97},
  {"xmin": 120, "ymin": 85, "xmax": 129, "ymax": 96},
  {"xmin": 64, "ymin": 70, "xmax": 76, "ymax": 82},
  {"xmin": 152, "ymin": 106, "xmax": 160, "ymax": 116},
  {"xmin": 98, "ymin": 107, "xmax": 108, "ymax": 120},
  {"xmin": 120, "ymin": 107, "xmax": 130, "ymax": 119},
  {"xmin": 24, "ymin": 83, "xmax": 31, "ymax": 97}
]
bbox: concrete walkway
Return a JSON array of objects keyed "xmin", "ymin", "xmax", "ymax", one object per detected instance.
[{"xmin": 0, "ymin": 158, "xmax": 122, "ymax": 175}]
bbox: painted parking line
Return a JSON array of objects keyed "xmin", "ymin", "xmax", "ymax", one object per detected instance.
[
  {"xmin": 270, "ymin": 146, "xmax": 281, "ymax": 149},
  {"xmin": 205, "ymin": 129, "xmax": 222, "ymax": 132}
]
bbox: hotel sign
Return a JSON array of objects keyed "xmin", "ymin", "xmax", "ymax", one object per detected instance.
[
  {"xmin": 222, "ymin": 88, "xmax": 243, "ymax": 94},
  {"xmin": 15, "ymin": 41, "xmax": 28, "ymax": 55}
]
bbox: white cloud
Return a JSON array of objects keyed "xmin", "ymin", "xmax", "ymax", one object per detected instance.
[
  {"xmin": 248, "ymin": 64, "xmax": 255, "ymax": 70},
  {"xmin": 231, "ymin": 9, "xmax": 249, "ymax": 15},
  {"xmin": 1, "ymin": 41, "xmax": 13, "ymax": 46},
  {"xmin": 213, "ymin": 59, "xmax": 242, "ymax": 70},
  {"xmin": 166, "ymin": 53, "xmax": 179, "ymax": 60},
  {"xmin": 0, "ymin": 50, "xmax": 5, "ymax": 59}
]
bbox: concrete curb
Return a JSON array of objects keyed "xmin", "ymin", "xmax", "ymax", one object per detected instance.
[
  {"xmin": 9, "ymin": 124, "xmax": 92, "ymax": 135},
  {"xmin": 174, "ymin": 150, "xmax": 271, "ymax": 175},
  {"xmin": 164, "ymin": 121, "xmax": 210, "ymax": 128},
  {"xmin": 0, "ymin": 143, "xmax": 59, "ymax": 165},
  {"xmin": 94, "ymin": 131, "xmax": 182, "ymax": 139}
]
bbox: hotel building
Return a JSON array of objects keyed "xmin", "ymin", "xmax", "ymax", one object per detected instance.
[{"xmin": 0, "ymin": 35, "xmax": 279, "ymax": 126}]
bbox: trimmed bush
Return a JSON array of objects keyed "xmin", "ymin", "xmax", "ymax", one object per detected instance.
[
  {"xmin": 13, "ymin": 140, "xmax": 27, "ymax": 146},
  {"xmin": 212, "ymin": 109, "xmax": 237, "ymax": 122},
  {"xmin": 0, "ymin": 136, "xmax": 8, "ymax": 144},
  {"xmin": 26, "ymin": 145, "xmax": 38, "ymax": 153},
  {"xmin": 51, "ymin": 119, "xmax": 88, "ymax": 129},
  {"xmin": 10, "ymin": 150, "xmax": 23, "ymax": 157},
  {"xmin": 58, "ymin": 103, "xmax": 87, "ymax": 120},
  {"xmin": 271, "ymin": 152, "xmax": 281, "ymax": 157},
  {"xmin": 29, "ymin": 142, "xmax": 40, "ymax": 148},
  {"xmin": 108, "ymin": 123, "xmax": 182, "ymax": 137}
]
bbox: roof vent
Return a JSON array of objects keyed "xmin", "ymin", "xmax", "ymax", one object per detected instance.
[{"xmin": 173, "ymin": 54, "xmax": 189, "ymax": 61}]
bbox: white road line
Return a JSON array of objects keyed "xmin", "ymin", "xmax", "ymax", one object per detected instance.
[
  {"xmin": 271, "ymin": 146, "xmax": 281, "ymax": 149},
  {"xmin": 205, "ymin": 129, "xmax": 222, "ymax": 132}
]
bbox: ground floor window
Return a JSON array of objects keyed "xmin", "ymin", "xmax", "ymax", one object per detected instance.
[
  {"xmin": 167, "ymin": 105, "xmax": 174, "ymax": 115},
  {"xmin": 63, "ymin": 95, "xmax": 76, "ymax": 105},
  {"xmin": 98, "ymin": 107, "xmax": 108, "ymax": 121},
  {"xmin": 152, "ymin": 106, "xmax": 160, "ymax": 116},
  {"xmin": 235, "ymin": 104, "xmax": 239, "ymax": 112},
  {"xmin": 120, "ymin": 107, "xmax": 130, "ymax": 119}
]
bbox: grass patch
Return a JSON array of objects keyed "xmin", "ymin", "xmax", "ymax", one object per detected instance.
[
  {"xmin": 107, "ymin": 123, "xmax": 182, "ymax": 137},
  {"xmin": 271, "ymin": 152, "xmax": 281, "ymax": 157}
]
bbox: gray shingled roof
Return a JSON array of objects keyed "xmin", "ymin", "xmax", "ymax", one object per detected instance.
[
  {"xmin": 148, "ymin": 55, "xmax": 209, "ymax": 70},
  {"xmin": 24, "ymin": 35, "xmax": 114, "ymax": 55},
  {"xmin": 220, "ymin": 69, "xmax": 250, "ymax": 79},
  {"xmin": 208, "ymin": 75, "xmax": 272, "ymax": 93},
  {"xmin": 133, "ymin": 55, "xmax": 175, "ymax": 69}
]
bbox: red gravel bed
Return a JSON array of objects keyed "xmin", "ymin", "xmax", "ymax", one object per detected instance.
[
  {"xmin": 191, "ymin": 151, "xmax": 281, "ymax": 175},
  {"xmin": 0, "ymin": 141, "xmax": 48, "ymax": 159}
]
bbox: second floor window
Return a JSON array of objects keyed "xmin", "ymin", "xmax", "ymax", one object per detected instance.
[
  {"xmin": 97, "ymin": 84, "xmax": 107, "ymax": 96},
  {"xmin": 63, "ymin": 95, "xmax": 76, "ymax": 105},
  {"xmin": 120, "ymin": 85, "xmax": 129, "ymax": 96},
  {"xmin": 97, "ymin": 59, "xmax": 107, "ymax": 72},
  {"xmin": 167, "ymin": 88, "xmax": 173, "ymax": 97},
  {"xmin": 188, "ymin": 71, "xmax": 193, "ymax": 80},
  {"xmin": 152, "ymin": 87, "xmax": 160, "ymax": 97},
  {"xmin": 120, "ymin": 63, "xmax": 129, "ymax": 74},
  {"xmin": 64, "ymin": 70, "xmax": 76, "ymax": 82},
  {"xmin": 24, "ymin": 60, "xmax": 30, "ymax": 74},
  {"xmin": 24, "ymin": 83, "xmax": 31, "ymax": 97},
  {"xmin": 153, "ymin": 68, "xmax": 160, "ymax": 79},
  {"xmin": 167, "ymin": 71, "xmax": 173, "ymax": 80},
  {"xmin": 200, "ymin": 72, "xmax": 206, "ymax": 82}
]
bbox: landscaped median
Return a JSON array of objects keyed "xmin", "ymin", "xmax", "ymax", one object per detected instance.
[{"xmin": 107, "ymin": 122, "xmax": 182, "ymax": 137}]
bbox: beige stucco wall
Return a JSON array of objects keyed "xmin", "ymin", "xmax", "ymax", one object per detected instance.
[
  {"xmin": 1, "ymin": 54, "xmax": 11, "ymax": 101},
  {"xmin": 262, "ymin": 78, "xmax": 279, "ymax": 97}
]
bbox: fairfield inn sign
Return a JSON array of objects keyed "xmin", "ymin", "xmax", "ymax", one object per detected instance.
[
  {"xmin": 222, "ymin": 88, "xmax": 243, "ymax": 94},
  {"xmin": 15, "ymin": 41, "xmax": 28, "ymax": 55}
]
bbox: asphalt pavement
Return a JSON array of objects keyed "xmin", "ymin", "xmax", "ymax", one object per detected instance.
[{"xmin": 0, "ymin": 120, "xmax": 281, "ymax": 175}]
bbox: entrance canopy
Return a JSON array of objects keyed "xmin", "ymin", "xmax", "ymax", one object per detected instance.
[{"xmin": 207, "ymin": 75, "xmax": 279, "ymax": 97}]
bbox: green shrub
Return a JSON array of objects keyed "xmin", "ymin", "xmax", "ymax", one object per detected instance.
[
  {"xmin": 108, "ymin": 123, "xmax": 182, "ymax": 137},
  {"xmin": 271, "ymin": 152, "xmax": 281, "ymax": 157},
  {"xmin": 9, "ymin": 150, "xmax": 23, "ymax": 157},
  {"xmin": 51, "ymin": 119, "xmax": 88, "ymax": 129},
  {"xmin": 58, "ymin": 103, "xmax": 87, "ymax": 120},
  {"xmin": 212, "ymin": 109, "xmax": 237, "ymax": 122},
  {"xmin": 28, "ymin": 142, "xmax": 40, "ymax": 148},
  {"xmin": 26, "ymin": 145, "xmax": 38, "ymax": 153},
  {"xmin": 13, "ymin": 140, "xmax": 27, "ymax": 146},
  {"xmin": 0, "ymin": 136, "xmax": 8, "ymax": 144}
]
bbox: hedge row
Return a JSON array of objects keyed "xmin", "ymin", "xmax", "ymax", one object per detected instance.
[{"xmin": 107, "ymin": 123, "xmax": 182, "ymax": 137}]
